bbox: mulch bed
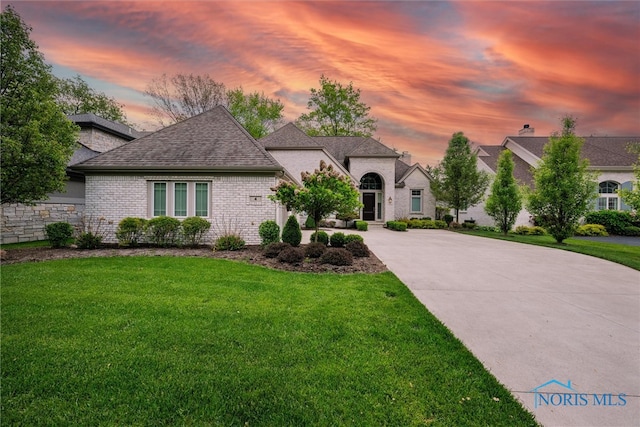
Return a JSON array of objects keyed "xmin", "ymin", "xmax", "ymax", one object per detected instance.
[{"xmin": 1, "ymin": 245, "xmax": 388, "ymax": 274}]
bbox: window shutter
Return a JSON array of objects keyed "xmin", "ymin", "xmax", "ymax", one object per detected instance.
[{"xmin": 620, "ymin": 181, "xmax": 633, "ymax": 211}]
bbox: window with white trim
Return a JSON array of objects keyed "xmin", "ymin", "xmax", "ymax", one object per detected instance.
[
  {"xmin": 151, "ymin": 181, "xmax": 210, "ymax": 217},
  {"xmin": 411, "ymin": 189, "xmax": 423, "ymax": 213},
  {"xmin": 597, "ymin": 181, "xmax": 619, "ymax": 211}
]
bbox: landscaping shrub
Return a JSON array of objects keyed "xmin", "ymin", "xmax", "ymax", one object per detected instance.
[
  {"xmin": 575, "ymin": 224, "xmax": 609, "ymax": 236},
  {"xmin": 345, "ymin": 241, "xmax": 370, "ymax": 257},
  {"xmin": 356, "ymin": 221, "xmax": 368, "ymax": 231},
  {"xmin": 258, "ymin": 220, "xmax": 280, "ymax": 246},
  {"xmin": 214, "ymin": 234, "xmax": 245, "ymax": 251},
  {"xmin": 310, "ymin": 230, "xmax": 329, "ymax": 245},
  {"xmin": 477, "ymin": 225, "xmax": 499, "ymax": 232},
  {"xmin": 449, "ymin": 221, "xmax": 462, "ymax": 229},
  {"xmin": 344, "ymin": 234, "xmax": 364, "ymax": 244},
  {"xmin": 406, "ymin": 219, "xmax": 441, "ymax": 229},
  {"xmin": 181, "ymin": 216, "xmax": 211, "ymax": 247},
  {"xmin": 386, "ymin": 221, "xmax": 407, "ymax": 231},
  {"xmin": 116, "ymin": 217, "xmax": 147, "ymax": 247},
  {"xmin": 329, "ymin": 232, "xmax": 346, "ymax": 247},
  {"xmin": 282, "ymin": 215, "xmax": 302, "ymax": 247},
  {"xmin": 304, "ymin": 216, "xmax": 316, "ymax": 229},
  {"xmin": 45, "ymin": 222, "xmax": 74, "ymax": 248},
  {"xmin": 462, "ymin": 221, "xmax": 477, "ymax": 229},
  {"xmin": 277, "ymin": 246, "xmax": 304, "ymax": 264},
  {"xmin": 76, "ymin": 232, "xmax": 102, "ymax": 249},
  {"xmin": 443, "ymin": 214, "xmax": 454, "ymax": 226},
  {"xmin": 147, "ymin": 216, "xmax": 181, "ymax": 246},
  {"xmin": 513, "ymin": 225, "xmax": 546, "ymax": 235},
  {"xmin": 434, "ymin": 220, "xmax": 447, "ymax": 229},
  {"xmin": 264, "ymin": 242, "xmax": 291, "ymax": 258},
  {"xmin": 584, "ymin": 210, "xmax": 634, "ymax": 235},
  {"xmin": 305, "ymin": 242, "xmax": 327, "ymax": 258},
  {"xmin": 320, "ymin": 248, "xmax": 353, "ymax": 266},
  {"xmin": 621, "ymin": 226, "xmax": 640, "ymax": 236}
]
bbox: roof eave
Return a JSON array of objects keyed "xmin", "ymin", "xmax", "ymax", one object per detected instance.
[{"xmin": 72, "ymin": 165, "xmax": 283, "ymax": 174}]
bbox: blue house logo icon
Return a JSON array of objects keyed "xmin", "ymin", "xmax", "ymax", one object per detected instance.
[
  {"xmin": 530, "ymin": 379, "xmax": 577, "ymax": 408},
  {"xmin": 530, "ymin": 379, "xmax": 627, "ymax": 409}
]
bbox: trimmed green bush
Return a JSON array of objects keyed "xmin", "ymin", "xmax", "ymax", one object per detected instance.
[
  {"xmin": 76, "ymin": 232, "xmax": 102, "ymax": 249},
  {"xmin": 443, "ymin": 214, "xmax": 454, "ymax": 226},
  {"xmin": 513, "ymin": 225, "xmax": 546, "ymax": 235},
  {"xmin": 344, "ymin": 234, "xmax": 364, "ymax": 244},
  {"xmin": 575, "ymin": 224, "xmax": 609, "ymax": 236},
  {"xmin": 214, "ymin": 234, "xmax": 245, "ymax": 251},
  {"xmin": 462, "ymin": 221, "xmax": 477, "ymax": 229},
  {"xmin": 115, "ymin": 217, "xmax": 147, "ymax": 247},
  {"xmin": 434, "ymin": 220, "xmax": 447, "ymax": 229},
  {"xmin": 329, "ymin": 232, "xmax": 346, "ymax": 247},
  {"xmin": 356, "ymin": 221, "xmax": 368, "ymax": 231},
  {"xmin": 310, "ymin": 231, "xmax": 329, "ymax": 245},
  {"xmin": 304, "ymin": 242, "xmax": 327, "ymax": 258},
  {"xmin": 304, "ymin": 216, "xmax": 316, "ymax": 229},
  {"xmin": 621, "ymin": 226, "xmax": 640, "ymax": 236},
  {"xmin": 45, "ymin": 222, "xmax": 74, "ymax": 248},
  {"xmin": 181, "ymin": 217, "xmax": 211, "ymax": 247},
  {"xmin": 386, "ymin": 221, "xmax": 407, "ymax": 231},
  {"xmin": 264, "ymin": 242, "xmax": 291, "ymax": 258},
  {"xmin": 584, "ymin": 211, "xmax": 634, "ymax": 235},
  {"xmin": 345, "ymin": 241, "xmax": 370, "ymax": 258},
  {"xmin": 258, "ymin": 220, "xmax": 280, "ymax": 246},
  {"xmin": 282, "ymin": 215, "xmax": 302, "ymax": 247},
  {"xmin": 147, "ymin": 216, "xmax": 181, "ymax": 246},
  {"xmin": 277, "ymin": 246, "xmax": 304, "ymax": 264},
  {"xmin": 320, "ymin": 248, "xmax": 353, "ymax": 266}
]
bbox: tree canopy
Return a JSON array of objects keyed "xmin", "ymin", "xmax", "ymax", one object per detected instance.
[
  {"xmin": 430, "ymin": 132, "xmax": 490, "ymax": 222},
  {"xmin": 56, "ymin": 75, "xmax": 130, "ymax": 125},
  {"xmin": 270, "ymin": 161, "xmax": 362, "ymax": 240},
  {"xmin": 484, "ymin": 149, "xmax": 522, "ymax": 234},
  {"xmin": 1, "ymin": 6, "xmax": 78, "ymax": 205},
  {"xmin": 296, "ymin": 75, "xmax": 377, "ymax": 137},
  {"xmin": 226, "ymin": 88, "xmax": 284, "ymax": 138},
  {"xmin": 526, "ymin": 116, "xmax": 598, "ymax": 243}
]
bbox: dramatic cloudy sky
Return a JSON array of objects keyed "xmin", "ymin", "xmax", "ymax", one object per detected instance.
[{"xmin": 8, "ymin": 0, "xmax": 640, "ymax": 165}]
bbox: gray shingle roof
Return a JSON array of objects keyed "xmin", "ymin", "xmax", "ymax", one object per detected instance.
[
  {"xmin": 259, "ymin": 122, "xmax": 320, "ymax": 148},
  {"xmin": 478, "ymin": 146, "xmax": 535, "ymax": 186},
  {"xmin": 73, "ymin": 106, "xmax": 282, "ymax": 172},
  {"xmin": 315, "ymin": 136, "xmax": 399, "ymax": 164},
  {"xmin": 395, "ymin": 159, "xmax": 411, "ymax": 183},
  {"xmin": 68, "ymin": 113, "xmax": 143, "ymax": 140}
]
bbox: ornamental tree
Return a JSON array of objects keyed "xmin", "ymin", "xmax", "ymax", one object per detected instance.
[
  {"xmin": 484, "ymin": 149, "xmax": 522, "ymax": 234},
  {"xmin": 270, "ymin": 161, "xmax": 362, "ymax": 241},
  {"xmin": 526, "ymin": 116, "xmax": 598, "ymax": 243}
]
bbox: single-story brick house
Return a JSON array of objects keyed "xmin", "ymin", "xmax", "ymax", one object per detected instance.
[
  {"xmin": 458, "ymin": 125, "xmax": 639, "ymax": 227},
  {"xmin": 0, "ymin": 114, "xmax": 141, "ymax": 244}
]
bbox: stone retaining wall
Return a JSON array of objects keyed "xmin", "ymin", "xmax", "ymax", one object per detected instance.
[{"xmin": 1, "ymin": 203, "xmax": 85, "ymax": 244}]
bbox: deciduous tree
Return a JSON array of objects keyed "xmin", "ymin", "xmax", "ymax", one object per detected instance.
[
  {"xmin": 1, "ymin": 6, "xmax": 78, "ymax": 205},
  {"xmin": 56, "ymin": 75, "xmax": 130, "ymax": 125},
  {"xmin": 226, "ymin": 88, "xmax": 284, "ymax": 138},
  {"xmin": 430, "ymin": 132, "xmax": 490, "ymax": 222},
  {"xmin": 296, "ymin": 75, "xmax": 377, "ymax": 137},
  {"xmin": 526, "ymin": 116, "xmax": 598, "ymax": 243},
  {"xmin": 484, "ymin": 149, "xmax": 522, "ymax": 234}
]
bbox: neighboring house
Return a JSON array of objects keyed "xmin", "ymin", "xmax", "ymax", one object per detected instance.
[
  {"xmin": 0, "ymin": 114, "xmax": 141, "ymax": 244},
  {"xmin": 459, "ymin": 125, "xmax": 639, "ymax": 227},
  {"xmin": 72, "ymin": 106, "xmax": 283, "ymax": 245},
  {"xmin": 259, "ymin": 122, "xmax": 435, "ymax": 223}
]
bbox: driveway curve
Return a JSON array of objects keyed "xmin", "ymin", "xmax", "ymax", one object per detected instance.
[{"xmin": 361, "ymin": 229, "xmax": 639, "ymax": 427}]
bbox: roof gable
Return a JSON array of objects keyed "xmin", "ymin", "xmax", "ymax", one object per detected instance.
[
  {"xmin": 73, "ymin": 106, "xmax": 281, "ymax": 172},
  {"xmin": 315, "ymin": 136, "xmax": 399, "ymax": 163},
  {"xmin": 259, "ymin": 122, "xmax": 319, "ymax": 148}
]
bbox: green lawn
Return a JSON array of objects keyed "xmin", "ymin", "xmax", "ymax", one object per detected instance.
[
  {"xmin": 2, "ymin": 257, "xmax": 538, "ymax": 426},
  {"xmin": 457, "ymin": 229, "xmax": 640, "ymax": 271}
]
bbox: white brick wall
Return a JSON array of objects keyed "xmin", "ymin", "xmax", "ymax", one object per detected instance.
[
  {"xmin": 395, "ymin": 170, "xmax": 436, "ymax": 219},
  {"xmin": 349, "ymin": 158, "xmax": 397, "ymax": 222}
]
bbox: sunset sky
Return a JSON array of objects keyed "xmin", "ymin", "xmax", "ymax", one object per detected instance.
[{"xmin": 8, "ymin": 0, "xmax": 640, "ymax": 166}]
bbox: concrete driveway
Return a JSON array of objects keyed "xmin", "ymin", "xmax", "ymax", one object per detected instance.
[{"xmin": 358, "ymin": 229, "xmax": 639, "ymax": 427}]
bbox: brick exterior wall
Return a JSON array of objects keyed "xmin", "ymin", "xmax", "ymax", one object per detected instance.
[
  {"xmin": 1, "ymin": 203, "xmax": 85, "ymax": 244},
  {"xmin": 85, "ymin": 173, "xmax": 279, "ymax": 245},
  {"xmin": 348, "ymin": 157, "xmax": 397, "ymax": 222},
  {"xmin": 79, "ymin": 128, "xmax": 132, "ymax": 153},
  {"xmin": 394, "ymin": 169, "xmax": 436, "ymax": 219}
]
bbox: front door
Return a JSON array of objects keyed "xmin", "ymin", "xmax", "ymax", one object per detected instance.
[{"xmin": 362, "ymin": 192, "xmax": 375, "ymax": 221}]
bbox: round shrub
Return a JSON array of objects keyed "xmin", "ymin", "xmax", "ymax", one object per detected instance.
[
  {"xmin": 345, "ymin": 241, "xmax": 370, "ymax": 258},
  {"xmin": 356, "ymin": 221, "xmax": 368, "ymax": 231},
  {"xmin": 45, "ymin": 222, "xmax": 74, "ymax": 248},
  {"xmin": 320, "ymin": 248, "xmax": 353, "ymax": 266},
  {"xmin": 277, "ymin": 246, "xmax": 304, "ymax": 264},
  {"xmin": 264, "ymin": 242, "xmax": 291, "ymax": 258},
  {"xmin": 282, "ymin": 215, "xmax": 302, "ymax": 247},
  {"xmin": 214, "ymin": 234, "xmax": 245, "ymax": 251},
  {"xmin": 344, "ymin": 234, "xmax": 364, "ymax": 244},
  {"xmin": 584, "ymin": 210, "xmax": 633, "ymax": 235},
  {"xmin": 147, "ymin": 216, "xmax": 181, "ymax": 246},
  {"xmin": 305, "ymin": 242, "xmax": 327, "ymax": 258},
  {"xmin": 258, "ymin": 220, "xmax": 280, "ymax": 246},
  {"xmin": 116, "ymin": 217, "xmax": 147, "ymax": 247},
  {"xmin": 575, "ymin": 224, "xmax": 608, "ymax": 236},
  {"xmin": 434, "ymin": 220, "xmax": 447, "ymax": 229},
  {"xmin": 310, "ymin": 230, "xmax": 329, "ymax": 245},
  {"xmin": 443, "ymin": 214, "xmax": 454, "ymax": 226},
  {"xmin": 329, "ymin": 232, "xmax": 346, "ymax": 247},
  {"xmin": 76, "ymin": 232, "xmax": 102, "ymax": 249},
  {"xmin": 182, "ymin": 216, "xmax": 211, "ymax": 247},
  {"xmin": 304, "ymin": 216, "xmax": 316, "ymax": 229}
]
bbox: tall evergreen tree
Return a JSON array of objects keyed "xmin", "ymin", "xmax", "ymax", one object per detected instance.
[
  {"xmin": 526, "ymin": 116, "xmax": 598, "ymax": 243},
  {"xmin": 431, "ymin": 132, "xmax": 490, "ymax": 222},
  {"xmin": 484, "ymin": 149, "xmax": 522, "ymax": 234},
  {"xmin": 1, "ymin": 6, "xmax": 78, "ymax": 205}
]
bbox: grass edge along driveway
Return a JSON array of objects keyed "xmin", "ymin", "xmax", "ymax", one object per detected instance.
[{"xmin": 2, "ymin": 257, "xmax": 538, "ymax": 426}]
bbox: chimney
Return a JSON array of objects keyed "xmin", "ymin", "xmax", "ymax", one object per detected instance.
[
  {"xmin": 518, "ymin": 124, "xmax": 535, "ymax": 136},
  {"xmin": 400, "ymin": 151, "xmax": 412, "ymax": 165}
]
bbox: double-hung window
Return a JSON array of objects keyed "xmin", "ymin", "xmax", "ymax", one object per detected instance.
[
  {"xmin": 411, "ymin": 189, "xmax": 423, "ymax": 213},
  {"xmin": 151, "ymin": 181, "xmax": 209, "ymax": 217},
  {"xmin": 597, "ymin": 181, "xmax": 619, "ymax": 211}
]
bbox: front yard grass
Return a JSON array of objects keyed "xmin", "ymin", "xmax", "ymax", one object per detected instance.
[
  {"xmin": 457, "ymin": 229, "xmax": 640, "ymax": 271},
  {"xmin": 2, "ymin": 257, "xmax": 537, "ymax": 426}
]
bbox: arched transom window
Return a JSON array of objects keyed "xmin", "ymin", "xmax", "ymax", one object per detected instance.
[
  {"xmin": 598, "ymin": 181, "xmax": 619, "ymax": 210},
  {"xmin": 360, "ymin": 173, "xmax": 382, "ymax": 190}
]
